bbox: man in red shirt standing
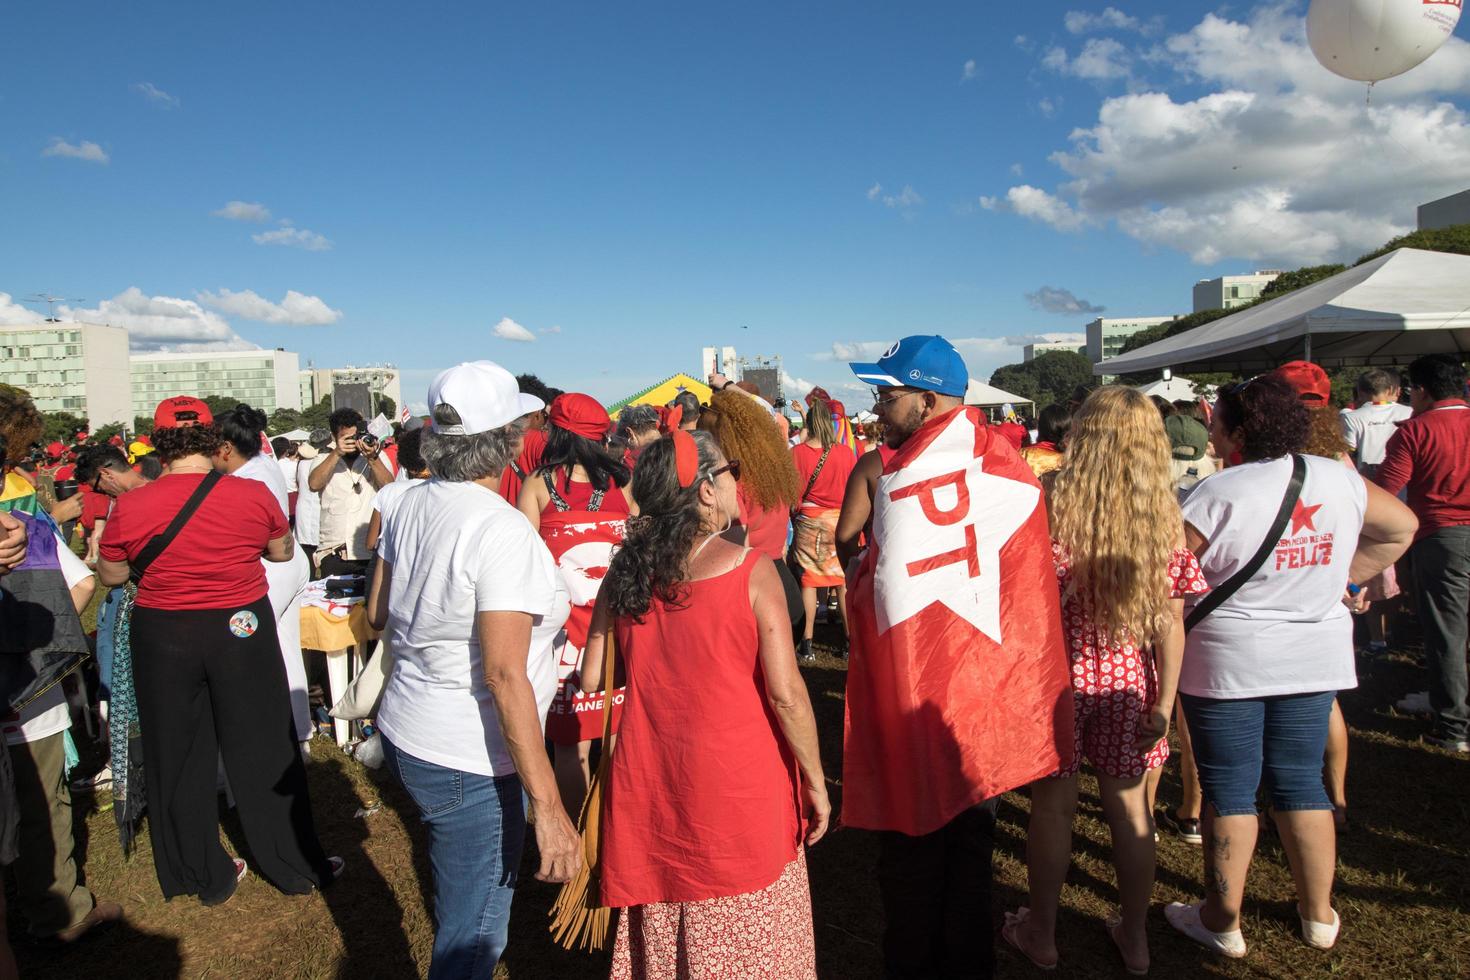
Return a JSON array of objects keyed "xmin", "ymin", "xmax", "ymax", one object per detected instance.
[{"xmin": 1376, "ymin": 353, "xmax": 1470, "ymax": 753}]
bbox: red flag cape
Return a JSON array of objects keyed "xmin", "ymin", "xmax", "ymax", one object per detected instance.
[
  {"xmin": 843, "ymin": 406, "xmax": 1073, "ymax": 836},
  {"xmin": 540, "ymin": 508, "xmax": 627, "ymax": 744}
]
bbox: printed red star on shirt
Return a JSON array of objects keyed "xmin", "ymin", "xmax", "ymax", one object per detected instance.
[{"xmin": 1291, "ymin": 499, "xmax": 1323, "ymax": 535}]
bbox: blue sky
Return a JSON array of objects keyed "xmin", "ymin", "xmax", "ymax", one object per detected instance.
[{"xmin": 3, "ymin": 2, "xmax": 1468, "ymax": 410}]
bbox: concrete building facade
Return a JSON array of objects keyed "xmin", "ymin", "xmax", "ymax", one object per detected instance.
[
  {"xmin": 1023, "ymin": 341, "xmax": 1085, "ymax": 362},
  {"xmin": 1192, "ymin": 271, "xmax": 1282, "ymax": 313},
  {"xmin": 131, "ymin": 349, "xmax": 302, "ymax": 418},
  {"xmin": 1085, "ymin": 316, "xmax": 1181, "ymax": 364},
  {"xmin": 1418, "ymin": 189, "xmax": 1470, "ymax": 231},
  {"xmin": 0, "ymin": 322, "xmax": 132, "ymax": 426}
]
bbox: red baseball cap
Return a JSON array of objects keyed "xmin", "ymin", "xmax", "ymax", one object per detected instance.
[
  {"xmin": 1273, "ymin": 361, "xmax": 1331, "ymax": 403},
  {"xmin": 45, "ymin": 441, "xmax": 65, "ymax": 458},
  {"xmin": 153, "ymin": 395, "xmax": 214, "ymax": 430},
  {"xmin": 549, "ymin": 393, "xmax": 612, "ymax": 441}
]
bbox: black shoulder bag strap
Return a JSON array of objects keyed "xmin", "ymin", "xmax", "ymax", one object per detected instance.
[
  {"xmin": 802, "ymin": 447, "xmax": 833, "ymax": 501},
  {"xmin": 1185, "ymin": 453, "xmax": 1306, "ymax": 633},
  {"xmin": 129, "ymin": 470, "xmax": 224, "ymax": 584}
]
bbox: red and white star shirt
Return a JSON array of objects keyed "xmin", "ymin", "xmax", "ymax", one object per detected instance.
[{"xmin": 1179, "ymin": 454, "xmax": 1366, "ymax": 699}]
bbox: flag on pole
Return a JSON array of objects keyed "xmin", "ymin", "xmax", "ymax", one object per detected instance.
[{"xmin": 843, "ymin": 406, "xmax": 1074, "ymax": 836}]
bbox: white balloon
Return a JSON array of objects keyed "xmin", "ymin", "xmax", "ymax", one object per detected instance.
[{"xmin": 1307, "ymin": 0, "xmax": 1463, "ymax": 83}]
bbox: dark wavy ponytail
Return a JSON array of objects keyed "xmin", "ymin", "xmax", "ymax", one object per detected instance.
[{"xmin": 603, "ymin": 431, "xmax": 721, "ymax": 621}]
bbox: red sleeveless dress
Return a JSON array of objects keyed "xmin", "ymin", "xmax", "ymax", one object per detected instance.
[{"xmin": 600, "ymin": 552, "xmax": 801, "ymax": 907}]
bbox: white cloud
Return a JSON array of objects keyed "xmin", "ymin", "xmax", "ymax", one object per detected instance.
[
  {"xmin": 46, "ymin": 288, "xmax": 254, "ymax": 352},
  {"xmin": 1064, "ymin": 7, "xmax": 1155, "ymax": 36},
  {"xmin": 1038, "ymin": 97, "xmax": 1058, "ymax": 117},
  {"xmin": 1043, "ymin": 37, "xmax": 1134, "ymax": 81},
  {"xmin": 196, "ymin": 288, "xmax": 343, "ymax": 326},
  {"xmin": 962, "ymin": 59, "xmax": 978, "ymax": 81},
  {"xmin": 983, "ymin": 185, "xmax": 1090, "ymax": 232},
  {"xmin": 866, "ymin": 182, "xmax": 883, "ymax": 201},
  {"xmin": 1009, "ymin": 162, "xmax": 1024, "ymax": 177},
  {"xmin": 42, "ymin": 138, "xmax": 108, "ymax": 164},
  {"xmin": 492, "ymin": 317, "xmax": 536, "ymax": 342},
  {"xmin": 253, "ymin": 225, "xmax": 333, "ymax": 251},
  {"xmin": 0, "ymin": 293, "xmax": 46, "ymax": 325},
  {"xmin": 992, "ymin": 6, "xmax": 1470, "ymax": 265},
  {"xmin": 213, "ymin": 200, "xmax": 272, "ymax": 223},
  {"xmin": 868, "ymin": 183, "xmax": 924, "ymax": 209},
  {"xmin": 539, "ymin": 324, "xmax": 563, "ymax": 335},
  {"xmin": 132, "ymin": 81, "xmax": 179, "ymax": 108}
]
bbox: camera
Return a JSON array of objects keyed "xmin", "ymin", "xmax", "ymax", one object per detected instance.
[
  {"xmin": 54, "ymin": 479, "xmax": 80, "ymax": 501},
  {"xmin": 356, "ymin": 432, "xmax": 379, "ymax": 451}
]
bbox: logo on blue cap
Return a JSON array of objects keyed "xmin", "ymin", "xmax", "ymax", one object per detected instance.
[{"xmin": 848, "ymin": 335, "xmax": 969, "ymax": 398}]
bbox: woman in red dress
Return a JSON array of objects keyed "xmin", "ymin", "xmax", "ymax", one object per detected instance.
[{"xmin": 581, "ymin": 429, "xmax": 829, "ymax": 979}]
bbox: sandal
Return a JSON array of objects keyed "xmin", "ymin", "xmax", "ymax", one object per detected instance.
[
  {"xmin": 1001, "ymin": 907, "xmax": 1058, "ymax": 971},
  {"xmin": 1106, "ymin": 913, "xmax": 1149, "ymax": 976}
]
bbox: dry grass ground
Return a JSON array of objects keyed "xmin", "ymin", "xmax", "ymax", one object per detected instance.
[{"xmin": 9, "ymin": 621, "xmax": 1468, "ymax": 979}]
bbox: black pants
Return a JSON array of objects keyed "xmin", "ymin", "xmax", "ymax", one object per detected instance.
[
  {"xmin": 878, "ymin": 799, "xmax": 999, "ymax": 979},
  {"xmin": 131, "ymin": 596, "xmax": 331, "ymax": 902}
]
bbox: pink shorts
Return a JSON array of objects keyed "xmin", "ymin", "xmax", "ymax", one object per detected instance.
[{"xmin": 1057, "ymin": 649, "xmax": 1170, "ymax": 780}]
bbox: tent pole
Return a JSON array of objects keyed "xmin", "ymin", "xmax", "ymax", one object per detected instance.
[{"xmin": 1304, "ymin": 333, "xmax": 1312, "ymax": 361}]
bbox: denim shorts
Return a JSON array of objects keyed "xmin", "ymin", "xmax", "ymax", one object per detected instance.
[{"xmin": 1179, "ymin": 690, "xmax": 1337, "ymax": 817}]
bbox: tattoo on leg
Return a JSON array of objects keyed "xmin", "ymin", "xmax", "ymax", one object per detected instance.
[
  {"xmin": 1210, "ymin": 869, "xmax": 1229, "ymax": 895},
  {"xmin": 1213, "ymin": 834, "xmax": 1231, "ymax": 861}
]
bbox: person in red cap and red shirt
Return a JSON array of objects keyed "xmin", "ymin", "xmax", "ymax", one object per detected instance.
[
  {"xmin": 516, "ymin": 393, "xmax": 632, "ymax": 816},
  {"xmin": 97, "ymin": 396, "xmax": 339, "ymax": 907}
]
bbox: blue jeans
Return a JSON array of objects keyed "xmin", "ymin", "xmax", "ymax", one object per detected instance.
[
  {"xmin": 94, "ymin": 586, "xmax": 125, "ymax": 702},
  {"xmin": 1180, "ymin": 691, "xmax": 1336, "ymax": 818},
  {"xmin": 382, "ymin": 737, "xmax": 527, "ymax": 979}
]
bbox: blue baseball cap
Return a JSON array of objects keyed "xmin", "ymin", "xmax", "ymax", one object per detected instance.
[{"xmin": 848, "ymin": 335, "xmax": 969, "ymax": 397}]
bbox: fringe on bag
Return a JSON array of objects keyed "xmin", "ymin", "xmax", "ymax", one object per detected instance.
[{"xmin": 548, "ymin": 620, "xmax": 619, "ymax": 951}]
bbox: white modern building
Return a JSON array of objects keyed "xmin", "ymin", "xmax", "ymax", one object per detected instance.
[
  {"xmin": 0, "ymin": 322, "xmax": 132, "ymax": 426},
  {"xmin": 1419, "ymin": 189, "xmax": 1470, "ymax": 231},
  {"xmin": 131, "ymin": 349, "xmax": 302, "ymax": 418},
  {"xmin": 1023, "ymin": 341, "xmax": 1085, "ymax": 362},
  {"xmin": 299, "ymin": 365, "xmax": 402, "ymax": 415},
  {"xmin": 1085, "ymin": 316, "xmax": 1181, "ymax": 364},
  {"xmin": 1192, "ymin": 271, "xmax": 1282, "ymax": 313}
]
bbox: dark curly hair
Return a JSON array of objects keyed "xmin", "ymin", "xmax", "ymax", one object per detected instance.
[
  {"xmin": 216, "ymin": 403, "xmax": 269, "ymax": 458},
  {"xmin": 1214, "ymin": 375, "xmax": 1308, "ymax": 462},
  {"xmin": 0, "ymin": 385, "xmax": 43, "ymax": 464},
  {"xmin": 602, "ymin": 431, "xmax": 721, "ymax": 621},
  {"xmin": 328, "ymin": 408, "xmax": 365, "ymax": 436},
  {"xmin": 152, "ymin": 423, "xmax": 223, "ymax": 463}
]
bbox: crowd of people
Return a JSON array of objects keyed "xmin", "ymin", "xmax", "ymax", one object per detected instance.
[{"xmin": 0, "ymin": 336, "xmax": 1465, "ymax": 979}]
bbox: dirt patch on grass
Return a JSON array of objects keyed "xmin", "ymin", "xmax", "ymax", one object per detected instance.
[{"xmin": 10, "ymin": 627, "xmax": 1468, "ymax": 978}]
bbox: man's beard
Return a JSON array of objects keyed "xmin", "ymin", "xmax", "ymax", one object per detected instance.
[{"xmin": 884, "ymin": 402, "xmax": 926, "ymax": 449}]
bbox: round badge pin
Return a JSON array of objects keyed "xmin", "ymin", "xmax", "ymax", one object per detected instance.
[{"xmin": 228, "ymin": 610, "xmax": 260, "ymax": 639}]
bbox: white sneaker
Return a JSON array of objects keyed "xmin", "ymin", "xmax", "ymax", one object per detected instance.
[
  {"xmin": 1301, "ymin": 909, "xmax": 1340, "ymax": 950},
  {"xmin": 1395, "ymin": 691, "xmax": 1431, "ymax": 714},
  {"xmin": 1165, "ymin": 901, "xmax": 1248, "ymax": 959}
]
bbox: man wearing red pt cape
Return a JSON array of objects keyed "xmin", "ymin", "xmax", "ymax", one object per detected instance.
[{"xmin": 843, "ymin": 336, "xmax": 1073, "ymax": 979}]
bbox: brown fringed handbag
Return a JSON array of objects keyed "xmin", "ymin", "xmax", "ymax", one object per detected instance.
[{"xmin": 548, "ymin": 622, "xmax": 619, "ymax": 951}]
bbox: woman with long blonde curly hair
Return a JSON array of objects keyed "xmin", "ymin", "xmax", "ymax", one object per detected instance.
[{"xmin": 1005, "ymin": 385, "xmax": 1206, "ymax": 976}]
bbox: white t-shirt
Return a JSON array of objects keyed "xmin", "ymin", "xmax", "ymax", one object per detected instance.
[
  {"xmin": 1341, "ymin": 401, "xmax": 1412, "ymax": 470},
  {"xmin": 277, "ymin": 456, "xmax": 299, "ymax": 493},
  {"xmin": 236, "ymin": 454, "xmax": 309, "ymax": 600},
  {"xmin": 295, "ymin": 458, "xmax": 321, "ymax": 546},
  {"xmin": 1180, "ymin": 455, "xmax": 1366, "ymax": 699},
  {"xmin": 376, "ymin": 479, "xmax": 570, "ymax": 777},
  {"xmin": 3, "ymin": 528, "xmax": 88, "ymax": 746},
  {"xmin": 315, "ymin": 457, "xmax": 379, "ymax": 559},
  {"xmin": 371, "ymin": 477, "xmax": 425, "ymax": 521}
]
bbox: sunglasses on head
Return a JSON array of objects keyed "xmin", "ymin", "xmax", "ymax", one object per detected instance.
[
  {"xmin": 709, "ymin": 459, "xmax": 741, "ymax": 481},
  {"xmin": 1220, "ymin": 376, "xmax": 1260, "ymax": 397}
]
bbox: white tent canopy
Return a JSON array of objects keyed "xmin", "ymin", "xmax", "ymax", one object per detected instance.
[
  {"xmin": 1100, "ymin": 248, "xmax": 1470, "ymax": 376},
  {"xmin": 1135, "ymin": 377, "xmax": 1216, "ymax": 402},
  {"xmin": 965, "ymin": 379, "xmax": 1033, "ymax": 410},
  {"xmin": 275, "ymin": 428, "xmax": 310, "ymax": 441}
]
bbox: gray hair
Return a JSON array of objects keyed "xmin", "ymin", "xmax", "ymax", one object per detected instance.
[
  {"xmin": 421, "ymin": 404, "xmax": 529, "ymax": 482},
  {"xmin": 617, "ymin": 404, "xmax": 660, "ymax": 439}
]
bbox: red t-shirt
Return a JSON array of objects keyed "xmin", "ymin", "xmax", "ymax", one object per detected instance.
[
  {"xmin": 1376, "ymin": 400, "xmax": 1470, "ymax": 539},
  {"xmin": 99, "ymin": 472, "xmax": 287, "ymax": 610},
  {"xmin": 737, "ymin": 487, "xmax": 790, "ymax": 562},
  {"xmin": 79, "ymin": 486, "xmax": 111, "ymax": 532},
  {"xmin": 498, "ymin": 427, "xmax": 548, "ymax": 504},
  {"xmin": 53, "ymin": 464, "xmax": 76, "ymax": 482},
  {"xmin": 791, "ymin": 442, "xmax": 857, "ymax": 510}
]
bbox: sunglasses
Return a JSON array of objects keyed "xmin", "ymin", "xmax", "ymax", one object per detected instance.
[
  {"xmin": 709, "ymin": 459, "xmax": 742, "ymax": 481},
  {"xmin": 1219, "ymin": 376, "xmax": 1260, "ymax": 397},
  {"xmin": 91, "ymin": 471, "xmax": 106, "ymax": 493}
]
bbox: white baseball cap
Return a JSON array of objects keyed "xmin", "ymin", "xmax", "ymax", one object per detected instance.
[{"xmin": 427, "ymin": 361, "xmax": 544, "ymax": 436}]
